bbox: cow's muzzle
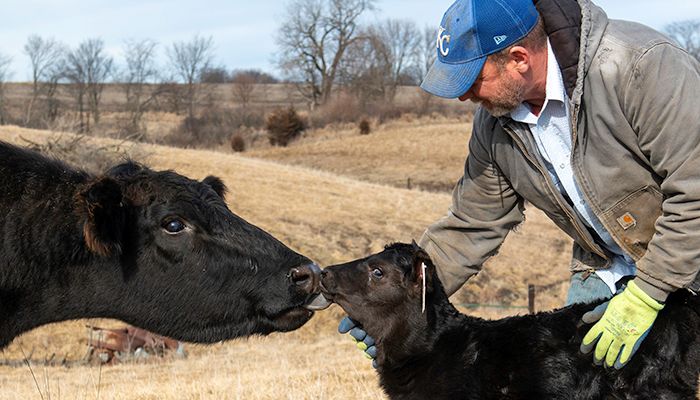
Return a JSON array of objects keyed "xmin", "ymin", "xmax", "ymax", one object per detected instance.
[{"xmin": 289, "ymin": 262, "xmax": 321, "ymax": 295}]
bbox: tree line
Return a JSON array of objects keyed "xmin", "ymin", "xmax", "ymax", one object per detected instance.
[
  {"xmin": 0, "ymin": 34, "xmax": 278, "ymax": 135},
  {"xmin": 0, "ymin": 4, "xmax": 697, "ymax": 135}
]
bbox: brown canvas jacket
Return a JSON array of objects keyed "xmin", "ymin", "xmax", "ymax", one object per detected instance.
[{"xmin": 419, "ymin": 0, "xmax": 700, "ymax": 299}]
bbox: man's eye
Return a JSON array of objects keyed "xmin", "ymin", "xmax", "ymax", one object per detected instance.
[
  {"xmin": 163, "ymin": 219, "xmax": 186, "ymax": 234},
  {"xmin": 371, "ymin": 268, "xmax": 384, "ymax": 279}
]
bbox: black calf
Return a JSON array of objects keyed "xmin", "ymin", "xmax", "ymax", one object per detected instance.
[{"xmin": 321, "ymin": 242, "xmax": 700, "ymax": 400}]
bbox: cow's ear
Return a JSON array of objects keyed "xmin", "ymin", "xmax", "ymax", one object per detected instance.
[
  {"xmin": 202, "ymin": 175, "xmax": 227, "ymax": 200},
  {"xmin": 77, "ymin": 177, "xmax": 125, "ymax": 257}
]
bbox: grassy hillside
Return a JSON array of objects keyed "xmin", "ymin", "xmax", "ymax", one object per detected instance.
[
  {"xmin": 246, "ymin": 116, "xmax": 473, "ymax": 192},
  {"xmin": 0, "ymin": 125, "xmax": 575, "ymax": 399}
]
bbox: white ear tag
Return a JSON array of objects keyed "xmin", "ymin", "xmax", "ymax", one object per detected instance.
[{"xmin": 421, "ymin": 263, "xmax": 427, "ymax": 313}]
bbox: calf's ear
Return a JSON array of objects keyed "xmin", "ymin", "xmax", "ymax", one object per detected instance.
[
  {"xmin": 77, "ymin": 177, "xmax": 125, "ymax": 257},
  {"xmin": 202, "ymin": 175, "xmax": 227, "ymax": 200},
  {"xmin": 409, "ymin": 241, "xmax": 435, "ymax": 293}
]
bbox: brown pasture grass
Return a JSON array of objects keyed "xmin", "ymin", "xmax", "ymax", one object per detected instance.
[
  {"xmin": 1, "ymin": 125, "xmax": 693, "ymax": 399},
  {"xmin": 246, "ymin": 115, "xmax": 473, "ymax": 192}
]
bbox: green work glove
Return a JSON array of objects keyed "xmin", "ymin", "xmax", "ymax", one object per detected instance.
[
  {"xmin": 338, "ymin": 317, "xmax": 378, "ymax": 368},
  {"xmin": 580, "ymin": 280, "xmax": 664, "ymax": 369}
]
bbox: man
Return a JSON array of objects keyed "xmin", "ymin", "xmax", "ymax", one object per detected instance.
[{"xmin": 341, "ymin": 0, "xmax": 700, "ymax": 369}]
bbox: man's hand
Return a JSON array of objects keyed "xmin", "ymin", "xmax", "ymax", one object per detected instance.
[
  {"xmin": 580, "ymin": 280, "xmax": 664, "ymax": 369},
  {"xmin": 338, "ymin": 316, "xmax": 377, "ymax": 368}
]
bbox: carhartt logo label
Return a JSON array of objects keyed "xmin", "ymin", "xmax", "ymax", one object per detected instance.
[
  {"xmin": 494, "ymin": 35, "xmax": 507, "ymax": 45},
  {"xmin": 616, "ymin": 212, "xmax": 637, "ymax": 230},
  {"xmin": 437, "ymin": 26, "xmax": 451, "ymax": 57}
]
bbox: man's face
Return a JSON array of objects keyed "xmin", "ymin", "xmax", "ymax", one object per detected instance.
[{"xmin": 458, "ymin": 59, "xmax": 526, "ymax": 117}]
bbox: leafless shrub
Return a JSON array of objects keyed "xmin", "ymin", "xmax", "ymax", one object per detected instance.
[
  {"xmin": 309, "ymin": 93, "xmax": 363, "ymax": 127},
  {"xmin": 166, "ymin": 113, "xmax": 219, "ymax": 148},
  {"xmin": 231, "ymin": 106, "xmax": 265, "ymax": 129},
  {"xmin": 266, "ymin": 107, "xmax": 307, "ymax": 147},
  {"xmin": 374, "ymin": 102, "xmax": 408, "ymax": 124},
  {"xmin": 358, "ymin": 119, "xmax": 371, "ymax": 135},
  {"xmin": 230, "ymin": 133, "xmax": 246, "ymax": 152}
]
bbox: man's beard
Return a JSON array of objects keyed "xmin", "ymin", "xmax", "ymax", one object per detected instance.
[{"xmin": 477, "ymin": 77, "xmax": 526, "ymax": 117}]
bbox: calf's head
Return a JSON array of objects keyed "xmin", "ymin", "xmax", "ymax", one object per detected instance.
[
  {"xmin": 76, "ymin": 162, "xmax": 321, "ymax": 342},
  {"xmin": 320, "ymin": 242, "xmax": 446, "ymax": 341}
]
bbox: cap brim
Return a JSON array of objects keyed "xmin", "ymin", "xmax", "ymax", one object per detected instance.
[{"xmin": 420, "ymin": 56, "xmax": 486, "ymax": 99}]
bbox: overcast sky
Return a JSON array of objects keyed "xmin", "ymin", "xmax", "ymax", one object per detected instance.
[{"xmin": 2, "ymin": 0, "xmax": 699, "ymax": 82}]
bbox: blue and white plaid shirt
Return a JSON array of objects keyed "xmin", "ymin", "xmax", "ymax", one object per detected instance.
[{"xmin": 509, "ymin": 40, "xmax": 636, "ymax": 294}]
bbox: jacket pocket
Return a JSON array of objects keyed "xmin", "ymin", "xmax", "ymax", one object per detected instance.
[{"xmin": 601, "ymin": 186, "xmax": 663, "ymax": 260}]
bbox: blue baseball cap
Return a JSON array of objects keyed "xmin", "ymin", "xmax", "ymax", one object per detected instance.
[{"xmin": 420, "ymin": 0, "xmax": 539, "ymax": 99}]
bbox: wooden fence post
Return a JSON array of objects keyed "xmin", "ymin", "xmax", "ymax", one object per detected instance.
[{"xmin": 528, "ymin": 284, "xmax": 536, "ymax": 314}]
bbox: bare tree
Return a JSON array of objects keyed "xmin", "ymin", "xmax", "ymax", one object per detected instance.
[
  {"xmin": 277, "ymin": 0, "xmax": 375, "ymax": 107},
  {"xmin": 231, "ymin": 72, "xmax": 257, "ymax": 108},
  {"xmin": 166, "ymin": 35, "xmax": 215, "ymax": 125},
  {"xmin": 665, "ymin": 19, "xmax": 700, "ymax": 60},
  {"xmin": 415, "ymin": 25, "xmax": 439, "ymax": 114},
  {"xmin": 23, "ymin": 35, "xmax": 65, "ymax": 126},
  {"xmin": 0, "ymin": 54, "xmax": 12, "ymax": 125},
  {"xmin": 64, "ymin": 38, "xmax": 114, "ymax": 132},
  {"xmin": 200, "ymin": 66, "xmax": 229, "ymax": 83},
  {"xmin": 343, "ymin": 19, "xmax": 420, "ymax": 103},
  {"xmin": 376, "ymin": 19, "xmax": 421, "ymax": 99},
  {"xmin": 231, "ymin": 69, "xmax": 278, "ymax": 84},
  {"xmin": 417, "ymin": 25, "xmax": 438, "ymax": 83},
  {"xmin": 122, "ymin": 39, "xmax": 159, "ymax": 135},
  {"xmin": 43, "ymin": 61, "xmax": 65, "ymax": 125}
]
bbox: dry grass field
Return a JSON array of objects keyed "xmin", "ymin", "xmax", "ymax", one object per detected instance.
[
  {"xmin": 246, "ymin": 115, "xmax": 473, "ymax": 192},
  {"xmin": 2, "ymin": 122, "xmax": 687, "ymax": 399}
]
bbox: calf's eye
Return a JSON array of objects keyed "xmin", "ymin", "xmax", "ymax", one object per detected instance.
[
  {"xmin": 371, "ymin": 268, "xmax": 384, "ymax": 279},
  {"xmin": 163, "ymin": 219, "xmax": 186, "ymax": 234}
]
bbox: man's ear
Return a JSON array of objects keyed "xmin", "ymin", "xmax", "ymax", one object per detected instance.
[
  {"xmin": 508, "ymin": 45, "xmax": 531, "ymax": 74},
  {"xmin": 202, "ymin": 175, "xmax": 227, "ymax": 200},
  {"xmin": 77, "ymin": 177, "xmax": 125, "ymax": 257}
]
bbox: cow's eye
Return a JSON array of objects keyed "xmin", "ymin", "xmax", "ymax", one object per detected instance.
[
  {"xmin": 371, "ymin": 268, "xmax": 384, "ymax": 279},
  {"xmin": 163, "ymin": 219, "xmax": 186, "ymax": 234}
]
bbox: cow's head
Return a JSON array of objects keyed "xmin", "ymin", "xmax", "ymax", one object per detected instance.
[{"xmin": 76, "ymin": 162, "xmax": 321, "ymax": 342}]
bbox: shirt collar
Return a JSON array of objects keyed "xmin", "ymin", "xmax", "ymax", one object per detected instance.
[{"xmin": 510, "ymin": 39, "xmax": 566, "ymax": 124}]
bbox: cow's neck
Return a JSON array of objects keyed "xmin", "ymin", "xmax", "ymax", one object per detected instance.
[
  {"xmin": 0, "ymin": 183, "xmax": 113, "ymax": 348},
  {"xmin": 0, "ymin": 262, "xmax": 122, "ymax": 349}
]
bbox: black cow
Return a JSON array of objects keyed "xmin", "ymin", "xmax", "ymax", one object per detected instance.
[
  {"xmin": 0, "ymin": 141, "xmax": 322, "ymax": 349},
  {"xmin": 320, "ymin": 242, "xmax": 700, "ymax": 400}
]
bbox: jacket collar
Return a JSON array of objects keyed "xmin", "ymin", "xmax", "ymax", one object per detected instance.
[{"xmin": 532, "ymin": 0, "xmax": 609, "ymax": 104}]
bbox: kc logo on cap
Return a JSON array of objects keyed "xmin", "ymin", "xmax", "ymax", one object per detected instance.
[{"xmin": 437, "ymin": 27, "xmax": 451, "ymax": 57}]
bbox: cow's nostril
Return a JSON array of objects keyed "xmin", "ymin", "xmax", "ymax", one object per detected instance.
[
  {"xmin": 290, "ymin": 268, "xmax": 312, "ymax": 285},
  {"xmin": 289, "ymin": 263, "xmax": 321, "ymax": 294}
]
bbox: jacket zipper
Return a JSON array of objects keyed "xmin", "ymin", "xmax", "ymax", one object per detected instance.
[
  {"xmin": 504, "ymin": 123, "xmax": 607, "ymax": 259},
  {"xmin": 569, "ymin": 103, "xmax": 632, "ymax": 263}
]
